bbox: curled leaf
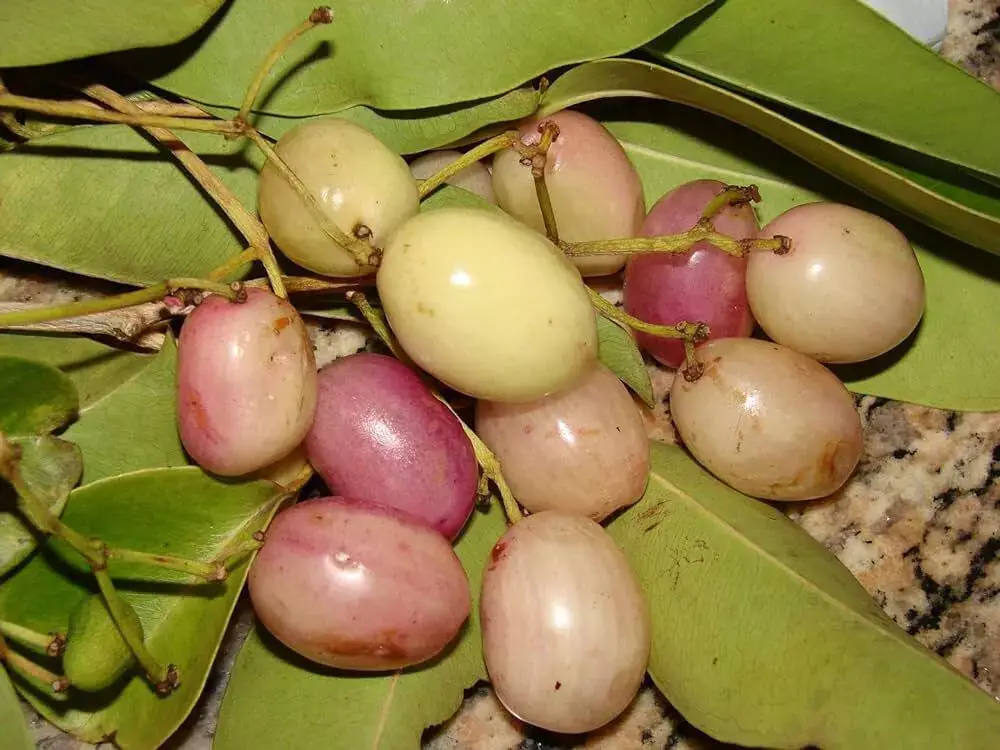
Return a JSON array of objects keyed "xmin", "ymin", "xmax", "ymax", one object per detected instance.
[{"xmin": 596, "ymin": 314, "xmax": 655, "ymax": 408}]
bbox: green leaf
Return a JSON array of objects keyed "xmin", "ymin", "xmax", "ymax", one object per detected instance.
[
  {"xmin": 537, "ymin": 58, "xmax": 1000, "ymax": 256},
  {"xmin": 0, "ymin": 0, "xmax": 225, "ymax": 68},
  {"xmin": 207, "ymin": 84, "xmax": 542, "ymax": 156},
  {"xmin": 0, "ymin": 333, "xmax": 148, "ymax": 409},
  {"xmin": 129, "ymin": 0, "xmax": 713, "ymax": 115},
  {"xmin": 214, "ymin": 500, "xmax": 507, "ymax": 750},
  {"xmin": 419, "ymin": 184, "xmax": 499, "ymax": 214},
  {"xmin": 0, "ymin": 356, "xmax": 78, "ymax": 437},
  {"xmin": 596, "ymin": 314, "xmax": 655, "ymax": 409},
  {"xmin": 647, "ymin": 0, "xmax": 1000, "ymax": 182},
  {"xmin": 63, "ymin": 335, "xmax": 186, "ymax": 485},
  {"xmin": 0, "ymin": 125, "xmax": 258, "ymax": 286},
  {"xmin": 607, "ymin": 441, "xmax": 1000, "ymax": 749},
  {"xmin": 0, "ymin": 435, "xmax": 81, "ymax": 577},
  {"xmin": 0, "ymin": 667, "xmax": 33, "ymax": 750},
  {"xmin": 0, "ymin": 467, "xmax": 284, "ymax": 749}
]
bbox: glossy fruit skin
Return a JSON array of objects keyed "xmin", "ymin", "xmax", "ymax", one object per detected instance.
[
  {"xmin": 409, "ymin": 150, "xmax": 496, "ymax": 204},
  {"xmin": 177, "ymin": 288, "xmax": 317, "ymax": 477},
  {"xmin": 63, "ymin": 594, "xmax": 141, "ymax": 692},
  {"xmin": 304, "ymin": 353, "xmax": 477, "ymax": 539},
  {"xmin": 747, "ymin": 202, "xmax": 925, "ymax": 363},
  {"xmin": 491, "ymin": 109, "xmax": 645, "ymax": 277},
  {"xmin": 624, "ymin": 180, "xmax": 757, "ymax": 369},
  {"xmin": 248, "ymin": 497, "xmax": 470, "ymax": 671},
  {"xmin": 257, "ymin": 118, "xmax": 419, "ymax": 277},
  {"xmin": 481, "ymin": 511, "xmax": 650, "ymax": 734},
  {"xmin": 377, "ymin": 207, "xmax": 598, "ymax": 403},
  {"xmin": 669, "ymin": 338, "xmax": 863, "ymax": 501},
  {"xmin": 475, "ymin": 362, "xmax": 649, "ymax": 521}
]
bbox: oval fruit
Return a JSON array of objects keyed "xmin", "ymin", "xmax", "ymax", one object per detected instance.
[
  {"xmin": 409, "ymin": 150, "xmax": 496, "ymax": 204},
  {"xmin": 63, "ymin": 594, "xmax": 141, "ymax": 692},
  {"xmin": 481, "ymin": 511, "xmax": 650, "ymax": 734},
  {"xmin": 377, "ymin": 207, "xmax": 598, "ymax": 403},
  {"xmin": 491, "ymin": 109, "xmax": 645, "ymax": 277},
  {"xmin": 305, "ymin": 353, "xmax": 478, "ymax": 539},
  {"xmin": 624, "ymin": 179, "xmax": 758, "ymax": 368},
  {"xmin": 248, "ymin": 497, "xmax": 470, "ymax": 671},
  {"xmin": 747, "ymin": 202, "xmax": 925, "ymax": 363},
  {"xmin": 177, "ymin": 288, "xmax": 317, "ymax": 477},
  {"xmin": 669, "ymin": 337, "xmax": 863, "ymax": 501},
  {"xmin": 258, "ymin": 118, "xmax": 419, "ymax": 277},
  {"xmin": 475, "ymin": 362, "xmax": 649, "ymax": 521}
]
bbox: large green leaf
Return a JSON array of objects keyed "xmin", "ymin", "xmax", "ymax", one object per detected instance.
[
  {"xmin": 131, "ymin": 0, "xmax": 712, "ymax": 115},
  {"xmin": 0, "ymin": 667, "xmax": 33, "ymax": 750},
  {"xmin": 537, "ymin": 58, "xmax": 1000, "ymax": 256},
  {"xmin": 0, "ymin": 333, "xmax": 148, "ymax": 409},
  {"xmin": 607, "ymin": 441, "xmax": 1000, "ymax": 749},
  {"xmin": 0, "ymin": 0, "xmax": 225, "ymax": 68},
  {"xmin": 214, "ymin": 500, "xmax": 507, "ymax": 750},
  {"xmin": 63, "ymin": 336, "xmax": 186, "ymax": 484},
  {"xmin": 208, "ymin": 84, "xmax": 542, "ymax": 156},
  {"xmin": 596, "ymin": 314, "xmax": 655, "ymax": 409},
  {"xmin": 0, "ymin": 125, "xmax": 257, "ymax": 285},
  {"xmin": 0, "ymin": 435, "xmax": 81, "ymax": 577},
  {"xmin": 0, "ymin": 356, "xmax": 77, "ymax": 437},
  {"xmin": 0, "ymin": 467, "xmax": 284, "ymax": 749},
  {"xmin": 647, "ymin": 0, "xmax": 1000, "ymax": 182}
]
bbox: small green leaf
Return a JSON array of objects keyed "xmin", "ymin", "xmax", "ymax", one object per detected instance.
[
  {"xmin": 0, "ymin": 667, "xmax": 33, "ymax": 750},
  {"xmin": 419, "ymin": 184, "xmax": 500, "ymax": 214},
  {"xmin": 0, "ymin": 467, "xmax": 284, "ymax": 748},
  {"xmin": 0, "ymin": 1, "xmax": 226, "ymax": 68},
  {"xmin": 572, "ymin": 99, "xmax": 999, "ymax": 411},
  {"xmin": 648, "ymin": 0, "xmax": 1000, "ymax": 182},
  {"xmin": 596, "ymin": 314, "xmax": 655, "ymax": 408},
  {"xmin": 63, "ymin": 335, "xmax": 186, "ymax": 484},
  {"xmin": 207, "ymin": 84, "xmax": 542, "ymax": 156},
  {"xmin": 0, "ymin": 435, "xmax": 81, "ymax": 577},
  {"xmin": 0, "ymin": 332, "xmax": 149, "ymax": 409},
  {"xmin": 214, "ymin": 501, "xmax": 507, "ymax": 750},
  {"xmin": 0, "ymin": 356, "xmax": 78, "ymax": 437},
  {"xmin": 127, "ymin": 0, "xmax": 712, "ymax": 114},
  {"xmin": 538, "ymin": 59, "xmax": 1000, "ymax": 257},
  {"xmin": 607, "ymin": 441, "xmax": 1000, "ymax": 749},
  {"xmin": 0, "ymin": 125, "xmax": 258, "ymax": 285},
  {"xmin": 298, "ymin": 306, "xmax": 365, "ymax": 324}
]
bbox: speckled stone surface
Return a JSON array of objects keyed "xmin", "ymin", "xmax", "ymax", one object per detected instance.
[{"xmin": 13, "ymin": 4, "xmax": 1000, "ymax": 748}]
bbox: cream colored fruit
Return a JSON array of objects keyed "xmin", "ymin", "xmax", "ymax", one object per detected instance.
[
  {"xmin": 409, "ymin": 150, "xmax": 496, "ymax": 204},
  {"xmin": 747, "ymin": 202, "xmax": 925, "ymax": 363},
  {"xmin": 481, "ymin": 511, "xmax": 651, "ymax": 734},
  {"xmin": 491, "ymin": 109, "xmax": 645, "ymax": 277},
  {"xmin": 257, "ymin": 118, "xmax": 419, "ymax": 277},
  {"xmin": 475, "ymin": 362, "xmax": 649, "ymax": 520},
  {"xmin": 377, "ymin": 207, "xmax": 598, "ymax": 403},
  {"xmin": 669, "ymin": 337, "xmax": 863, "ymax": 501}
]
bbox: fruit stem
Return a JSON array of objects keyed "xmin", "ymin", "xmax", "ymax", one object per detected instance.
[
  {"xmin": 530, "ymin": 121, "xmax": 561, "ymax": 244},
  {"xmin": 245, "ymin": 127, "xmax": 377, "ymax": 272},
  {"xmin": 563, "ymin": 219, "xmax": 790, "ymax": 258},
  {"xmin": 457, "ymin": 422, "xmax": 524, "ymax": 524},
  {"xmin": 586, "ymin": 286, "xmax": 709, "ymax": 342},
  {"xmin": 208, "ymin": 248, "xmax": 260, "ymax": 283},
  {"xmin": 682, "ymin": 339, "xmax": 704, "ymax": 382},
  {"xmin": 346, "ymin": 291, "xmax": 414, "ymax": 365},
  {"xmin": 700, "ymin": 184, "xmax": 761, "ymax": 221},
  {"xmin": 237, "ymin": 7, "xmax": 335, "ymax": 125},
  {"xmin": 0, "ymin": 635, "xmax": 69, "ymax": 694},
  {"xmin": 0, "ymin": 278, "xmax": 241, "ymax": 329},
  {"xmin": 0, "ymin": 92, "xmax": 240, "ymax": 134},
  {"xmin": 416, "ymin": 131, "xmax": 520, "ymax": 199},
  {"xmin": 0, "ymin": 620, "xmax": 65, "ymax": 657},
  {"xmin": 93, "ymin": 570, "xmax": 177, "ymax": 694},
  {"xmin": 106, "ymin": 548, "xmax": 229, "ymax": 582}
]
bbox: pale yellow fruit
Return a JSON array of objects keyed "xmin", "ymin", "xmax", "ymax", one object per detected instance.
[
  {"xmin": 377, "ymin": 207, "xmax": 598, "ymax": 403},
  {"xmin": 257, "ymin": 118, "xmax": 419, "ymax": 277},
  {"xmin": 669, "ymin": 337, "xmax": 863, "ymax": 501},
  {"xmin": 747, "ymin": 202, "xmax": 925, "ymax": 363}
]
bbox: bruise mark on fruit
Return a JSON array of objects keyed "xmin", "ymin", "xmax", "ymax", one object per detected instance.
[
  {"xmin": 416, "ymin": 301, "xmax": 435, "ymax": 316},
  {"xmin": 522, "ymin": 424, "xmax": 534, "ymax": 435},
  {"xmin": 272, "ymin": 316, "xmax": 292, "ymax": 334},
  {"xmin": 188, "ymin": 396, "xmax": 219, "ymax": 441},
  {"xmin": 554, "ymin": 681, "xmax": 562, "ymax": 690},
  {"xmin": 819, "ymin": 439, "xmax": 852, "ymax": 483},
  {"xmin": 488, "ymin": 540, "xmax": 510, "ymax": 570},
  {"xmin": 322, "ymin": 630, "xmax": 408, "ymax": 660}
]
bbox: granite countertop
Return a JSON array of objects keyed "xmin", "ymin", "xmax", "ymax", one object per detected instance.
[{"xmin": 18, "ymin": 1, "xmax": 1000, "ymax": 748}]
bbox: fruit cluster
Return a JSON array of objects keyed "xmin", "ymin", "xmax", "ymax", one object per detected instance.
[{"xmin": 173, "ymin": 106, "xmax": 926, "ymax": 734}]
